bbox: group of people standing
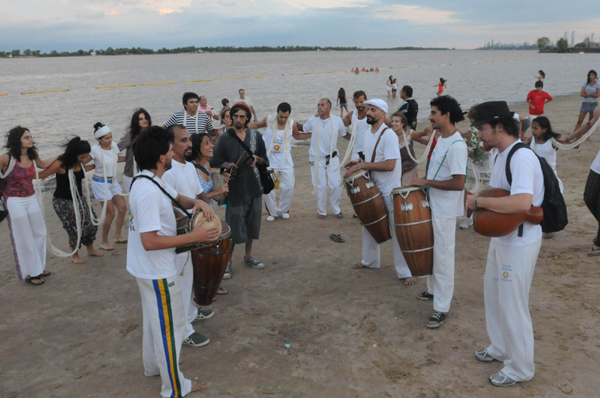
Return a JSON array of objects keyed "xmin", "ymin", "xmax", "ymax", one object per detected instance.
[{"xmin": 2, "ymin": 70, "xmax": 600, "ymax": 395}]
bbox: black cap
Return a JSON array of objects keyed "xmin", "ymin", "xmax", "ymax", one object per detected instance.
[{"xmin": 471, "ymin": 101, "xmax": 514, "ymax": 127}]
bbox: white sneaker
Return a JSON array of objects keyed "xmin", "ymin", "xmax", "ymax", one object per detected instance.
[
  {"xmin": 267, "ymin": 215, "xmax": 275, "ymax": 222},
  {"xmin": 281, "ymin": 213, "xmax": 290, "ymax": 220},
  {"xmin": 460, "ymin": 217, "xmax": 473, "ymax": 229}
]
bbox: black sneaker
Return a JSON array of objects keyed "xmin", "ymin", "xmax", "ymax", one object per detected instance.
[
  {"xmin": 416, "ymin": 291, "xmax": 434, "ymax": 301},
  {"xmin": 183, "ymin": 332, "xmax": 210, "ymax": 347},
  {"xmin": 426, "ymin": 310, "xmax": 447, "ymax": 329}
]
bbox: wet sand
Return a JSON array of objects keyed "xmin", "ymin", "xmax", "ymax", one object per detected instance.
[{"xmin": 1, "ymin": 93, "xmax": 598, "ymax": 397}]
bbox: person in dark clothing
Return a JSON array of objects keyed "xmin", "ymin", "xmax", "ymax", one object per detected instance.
[{"xmin": 398, "ymin": 85, "xmax": 419, "ymax": 130}]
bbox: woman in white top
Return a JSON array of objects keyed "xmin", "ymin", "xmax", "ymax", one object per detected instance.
[
  {"xmin": 575, "ymin": 70, "xmax": 599, "ymax": 132},
  {"xmin": 529, "ymin": 116, "xmax": 563, "ymax": 193},
  {"xmin": 89, "ymin": 122, "xmax": 127, "ymax": 250}
]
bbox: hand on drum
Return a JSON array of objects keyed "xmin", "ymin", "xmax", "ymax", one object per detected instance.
[
  {"xmin": 465, "ymin": 192, "xmax": 478, "ymax": 211},
  {"xmin": 192, "ymin": 219, "xmax": 220, "ymax": 243},
  {"xmin": 222, "ymin": 171, "xmax": 231, "ymax": 183},
  {"xmin": 411, "ymin": 178, "xmax": 429, "ymax": 187},
  {"xmin": 217, "ymin": 183, "xmax": 229, "ymax": 195},
  {"xmin": 193, "ymin": 199, "xmax": 215, "ymax": 222},
  {"xmin": 344, "ymin": 160, "xmax": 362, "ymax": 176}
]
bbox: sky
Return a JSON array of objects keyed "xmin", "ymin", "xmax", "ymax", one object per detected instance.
[{"xmin": 1, "ymin": 0, "xmax": 600, "ymax": 51}]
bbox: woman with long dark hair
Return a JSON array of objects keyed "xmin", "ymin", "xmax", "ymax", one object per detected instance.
[
  {"xmin": 39, "ymin": 137, "xmax": 103, "ymax": 263},
  {"xmin": 574, "ymin": 70, "xmax": 599, "ymax": 132},
  {"xmin": 117, "ymin": 108, "xmax": 151, "ymax": 192},
  {"xmin": 0, "ymin": 126, "xmax": 57, "ymax": 285},
  {"xmin": 337, "ymin": 88, "xmax": 348, "ymax": 118}
]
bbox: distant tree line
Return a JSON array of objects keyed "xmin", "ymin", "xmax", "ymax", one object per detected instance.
[
  {"xmin": 0, "ymin": 45, "xmax": 448, "ymax": 58},
  {"xmin": 535, "ymin": 36, "xmax": 599, "ymax": 53},
  {"xmin": 478, "ymin": 41, "xmax": 538, "ymax": 50}
]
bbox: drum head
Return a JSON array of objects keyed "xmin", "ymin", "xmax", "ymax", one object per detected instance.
[
  {"xmin": 391, "ymin": 185, "xmax": 426, "ymax": 195},
  {"xmin": 190, "ymin": 212, "xmax": 222, "ymax": 242},
  {"xmin": 343, "ymin": 168, "xmax": 367, "ymax": 181},
  {"xmin": 211, "ymin": 172, "xmax": 224, "ymax": 202}
]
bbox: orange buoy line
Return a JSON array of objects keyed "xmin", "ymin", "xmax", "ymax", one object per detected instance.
[
  {"xmin": 141, "ymin": 81, "xmax": 177, "ymax": 86},
  {"xmin": 222, "ymin": 77, "xmax": 245, "ymax": 80},
  {"xmin": 21, "ymin": 89, "xmax": 69, "ymax": 95},
  {"xmin": 0, "ymin": 93, "xmax": 7, "ymax": 97},
  {"xmin": 186, "ymin": 79, "xmax": 215, "ymax": 83}
]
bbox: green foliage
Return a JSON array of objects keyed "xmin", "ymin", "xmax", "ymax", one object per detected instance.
[
  {"xmin": 557, "ymin": 38, "xmax": 569, "ymax": 52},
  {"xmin": 536, "ymin": 37, "xmax": 550, "ymax": 51}
]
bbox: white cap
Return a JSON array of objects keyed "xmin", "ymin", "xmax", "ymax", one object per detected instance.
[
  {"xmin": 94, "ymin": 125, "xmax": 111, "ymax": 139},
  {"xmin": 364, "ymin": 99, "xmax": 388, "ymax": 113}
]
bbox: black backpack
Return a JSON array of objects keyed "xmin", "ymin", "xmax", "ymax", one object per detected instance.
[{"xmin": 506, "ymin": 142, "xmax": 568, "ymax": 234}]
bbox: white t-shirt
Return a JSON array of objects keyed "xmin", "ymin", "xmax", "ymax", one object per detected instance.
[
  {"xmin": 591, "ymin": 151, "xmax": 600, "ymax": 174},
  {"xmin": 363, "ymin": 125, "xmax": 402, "ymax": 195},
  {"xmin": 162, "ymin": 160, "xmax": 204, "ymax": 211},
  {"xmin": 303, "ymin": 115, "xmax": 347, "ymax": 162},
  {"xmin": 351, "ymin": 110, "xmax": 369, "ymax": 155},
  {"xmin": 530, "ymin": 139, "xmax": 564, "ymax": 192},
  {"xmin": 237, "ymin": 97, "xmax": 253, "ymax": 107},
  {"xmin": 127, "ymin": 170, "xmax": 179, "ymax": 279},
  {"xmin": 490, "ymin": 141, "xmax": 544, "ymax": 246},
  {"xmin": 90, "ymin": 142, "xmax": 120, "ymax": 177},
  {"xmin": 426, "ymin": 131, "xmax": 467, "ymax": 218},
  {"xmin": 262, "ymin": 119, "xmax": 294, "ymax": 169}
]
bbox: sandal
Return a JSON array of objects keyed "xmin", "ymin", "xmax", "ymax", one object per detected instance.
[
  {"xmin": 216, "ymin": 286, "xmax": 228, "ymax": 295},
  {"xmin": 329, "ymin": 234, "xmax": 345, "ymax": 243},
  {"xmin": 25, "ymin": 276, "xmax": 45, "ymax": 286},
  {"xmin": 588, "ymin": 246, "xmax": 600, "ymax": 256},
  {"xmin": 40, "ymin": 270, "xmax": 52, "ymax": 277}
]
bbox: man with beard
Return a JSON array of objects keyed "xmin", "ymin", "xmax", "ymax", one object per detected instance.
[
  {"xmin": 163, "ymin": 125, "xmax": 216, "ymax": 348},
  {"xmin": 301, "ymin": 98, "xmax": 350, "ymax": 219},
  {"xmin": 412, "ymin": 96, "xmax": 468, "ymax": 329},
  {"xmin": 344, "ymin": 99, "xmax": 414, "ymax": 284},
  {"xmin": 164, "ymin": 92, "xmax": 221, "ymax": 136},
  {"xmin": 342, "ymin": 90, "xmax": 369, "ymax": 162},
  {"xmin": 127, "ymin": 126, "xmax": 219, "ymax": 396},
  {"xmin": 248, "ymin": 102, "xmax": 304, "ymax": 221},
  {"xmin": 210, "ymin": 103, "xmax": 269, "ymax": 275}
]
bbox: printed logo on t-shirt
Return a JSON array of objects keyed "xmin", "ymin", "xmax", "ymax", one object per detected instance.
[
  {"xmin": 501, "ymin": 264, "xmax": 512, "ymax": 282},
  {"xmin": 129, "ymin": 209, "xmax": 135, "ymax": 232}
]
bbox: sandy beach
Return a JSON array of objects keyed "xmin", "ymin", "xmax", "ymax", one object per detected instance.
[{"xmin": 1, "ymin": 93, "xmax": 599, "ymax": 397}]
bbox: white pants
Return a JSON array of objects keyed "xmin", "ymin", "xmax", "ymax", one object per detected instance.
[
  {"xmin": 529, "ymin": 114, "xmax": 542, "ymax": 123},
  {"xmin": 176, "ymin": 252, "xmax": 198, "ymax": 339},
  {"xmin": 123, "ymin": 175, "xmax": 134, "ymax": 194},
  {"xmin": 426, "ymin": 216, "xmax": 457, "ymax": 313},
  {"xmin": 361, "ymin": 194, "xmax": 412, "ymax": 278},
  {"xmin": 136, "ymin": 274, "xmax": 192, "ymax": 398},
  {"xmin": 310, "ymin": 156, "xmax": 342, "ymax": 216},
  {"xmin": 265, "ymin": 168, "xmax": 295, "ymax": 216},
  {"xmin": 484, "ymin": 239, "xmax": 541, "ymax": 381},
  {"xmin": 5, "ymin": 195, "xmax": 46, "ymax": 280}
]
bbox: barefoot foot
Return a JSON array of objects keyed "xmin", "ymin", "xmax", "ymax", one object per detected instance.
[
  {"xmin": 100, "ymin": 244, "xmax": 114, "ymax": 251},
  {"xmin": 114, "ymin": 237, "xmax": 128, "ymax": 244},
  {"xmin": 72, "ymin": 254, "xmax": 85, "ymax": 264},
  {"xmin": 191, "ymin": 380, "xmax": 206, "ymax": 392},
  {"xmin": 88, "ymin": 247, "xmax": 104, "ymax": 257},
  {"xmin": 404, "ymin": 277, "xmax": 417, "ymax": 286}
]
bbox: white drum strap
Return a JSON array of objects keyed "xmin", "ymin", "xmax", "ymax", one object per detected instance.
[{"xmin": 335, "ymin": 110, "xmax": 358, "ymax": 172}]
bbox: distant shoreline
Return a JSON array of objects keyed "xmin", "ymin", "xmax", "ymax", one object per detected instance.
[{"xmin": 0, "ymin": 46, "xmax": 451, "ymax": 59}]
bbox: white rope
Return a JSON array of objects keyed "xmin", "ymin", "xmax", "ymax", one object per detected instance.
[
  {"xmin": 402, "ymin": 128, "xmax": 436, "ymax": 165},
  {"xmin": 465, "ymin": 158, "xmax": 481, "ymax": 194},
  {"xmin": 551, "ymin": 117, "xmax": 600, "ymax": 150},
  {"xmin": 335, "ymin": 110, "xmax": 359, "ymax": 171},
  {"xmin": 34, "ymin": 163, "xmax": 83, "ymax": 257},
  {"xmin": 266, "ymin": 114, "xmax": 292, "ymax": 164},
  {"xmin": 1, "ymin": 156, "xmax": 16, "ymax": 178},
  {"xmin": 88, "ymin": 143, "xmax": 118, "ymax": 226},
  {"xmin": 312, "ymin": 117, "xmax": 335, "ymax": 195}
]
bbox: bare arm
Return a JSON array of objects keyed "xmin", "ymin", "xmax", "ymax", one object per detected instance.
[
  {"xmin": 466, "ymin": 193, "xmax": 533, "ymax": 214},
  {"xmin": 342, "ymin": 112, "xmax": 352, "ymax": 127},
  {"xmin": 140, "ymin": 221, "xmax": 219, "ymax": 251},
  {"xmin": 250, "ymin": 105, "xmax": 258, "ymax": 120},
  {"xmin": 0, "ymin": 153, "xmax": 9, "ymax": 169},
  {"xmin": 248, "ymin": 117, "xmax": 268, "ymax": 130},
  {"xmin": 412, "ymin": 174, "xmax": 465, "ymax": 191},
  {"xmin": 35, "ymin": 155, "xmax": 59, "ymax": 169},
  {"xmin": 292, "ymin": 122, "xmax": 312, "ymax": 140},
  {"xmin": 345, "ymin": 159, "xmax": 396, "ymax": 175},
  {"xmin": 38, "ymin": 159, "xmax": 64, "ymax": 179},
  {"xmin": 175, "ymin": 194, "xmax": 215, "ymax": 222},
  {"xmin": 580, "ymin": 87, "xmax": 587, "ymax": 98}
]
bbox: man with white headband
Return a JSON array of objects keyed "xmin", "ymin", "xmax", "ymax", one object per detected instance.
[
  {"xmin": 300, "ymin": 98, "xmax": 350, "ymax": 218},
  {"xmin": 344, "ymin": 99, "xmax": 413, "ymax": 284}
]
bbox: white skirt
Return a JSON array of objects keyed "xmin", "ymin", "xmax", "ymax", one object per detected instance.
[{"xmin": 91, "ymin": 177, "xmax": 123, "ymax": 201}]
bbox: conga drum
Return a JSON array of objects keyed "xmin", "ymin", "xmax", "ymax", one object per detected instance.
[
  {"xmin": 174, "ymin": 210, "xmax": 221, "ymax": 254},
  {"xmin": 210, "ymin": 171, "xmax": 227, "ymax": 206},
  {"xmin": 391, "ymin": 186, "xmax": 433, "ymax": 277},
  {"xmin": 187, "ymin": 212, "xmax": 232, "ymax": 305},
  {"xmin": 344, "ymin": 169, "xmax": 391, "ymax": 243}
]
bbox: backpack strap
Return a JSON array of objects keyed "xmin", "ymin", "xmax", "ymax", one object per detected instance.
[
  {"xmin": 504, "ymin": 142, "xmax": 531, "ymax": 237},
  {"xmin": 132, "ymin": 174, "xmax": 191, "ymax": 218}
]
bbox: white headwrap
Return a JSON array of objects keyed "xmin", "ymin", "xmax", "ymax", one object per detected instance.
[{"xmin": 94, "ymin": 125, "xmax": 111, "ymax": 139}]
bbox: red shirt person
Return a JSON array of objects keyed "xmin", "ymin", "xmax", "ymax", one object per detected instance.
[{"xmin": 526, "ymin": 81, "xmax": 553, "ymax": 117}]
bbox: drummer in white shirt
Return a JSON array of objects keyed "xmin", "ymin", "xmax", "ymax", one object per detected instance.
[{"xmin": 344, "ymin": 99, "xmax": 414, "ymax": 285}]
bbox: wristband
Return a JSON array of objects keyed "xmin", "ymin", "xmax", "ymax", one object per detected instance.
[{"xmin": 474, "ymin": 195, "xmax": 480, "ymax": 209}]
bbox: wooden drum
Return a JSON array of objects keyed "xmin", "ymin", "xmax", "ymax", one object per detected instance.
[
  {"xmin": 175, "ymin": 210, "xmax": 222, "ymax": 254},
  {"xmin": 344, "ymin": 169, "xmax": 391, "ymax": 244},
  {"xmin": 391, "ymin": 186, "xmax": 433, "ymax": 277}
]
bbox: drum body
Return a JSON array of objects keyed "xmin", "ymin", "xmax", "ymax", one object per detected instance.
[
  {"xmin": 191, "ymin": 222, "xmax": 232, "ymax": 305},
  {"xmin": 343, "ymin": 169, "xmax": 391, "ymax": 243},
  {"xmin": 210, "ymin": 171, "xmax": 226, "ymax": 205},
  {"xmin": 392, "ymin": 186, "xmax": 433, "ymax": 277},
  {"xmin": 175, "ymin": 210, "xmax": 221, "ymax": 254}
]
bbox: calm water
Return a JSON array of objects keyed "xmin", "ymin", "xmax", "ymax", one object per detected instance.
[{"xmin": 1, "ymin": 50, "xmax": 599, "ymax": 156}]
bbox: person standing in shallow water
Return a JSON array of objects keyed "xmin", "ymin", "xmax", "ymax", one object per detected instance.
[{"xmin": 1, "ymin": 126, "xmax": 57, "ymax": 285}]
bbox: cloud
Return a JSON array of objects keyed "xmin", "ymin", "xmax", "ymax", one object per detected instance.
[
  {"xmin": 105, "ymin": 9, "xmax": 119, "ymax": 15},
  {"xmin": 373, "ymin": 5, "xmax": 462, "ymax": 25},
  {"xmin": 281, "ymin": 0, "xmax": 365, "ymax": 11},
  {"xmin": 159, "ymin": 8, "xmax": 179, "ymax": 15}
]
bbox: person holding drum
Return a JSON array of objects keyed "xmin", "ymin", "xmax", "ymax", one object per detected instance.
[
  {"xmin": 248, "ymin": 102, "xmax": 302, "ymax": 221},
  {"xmin": 209, "ymin": 103, "xmax": 270, "ymax": 272},
  {"xmin": 300, "ymin": 98, "xmax": 351, "ymax": 219},
  {"xmin": 466, "ymin": 101, "xmax": 544, "ymax": 387},
  {"xmin": 345, "ymin": 99, "xmax": 415, "ymax": 285},
  {"xmin": 163, "ymin": 125, "xmax": 217, "ymax": 348},
  {"xmin": 412, "ymin": 96, "xmax": 468, "ymax": 329},
  {"xmin": 127, "ymin": 126, "xmax": 219, "ymax": 396}
]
